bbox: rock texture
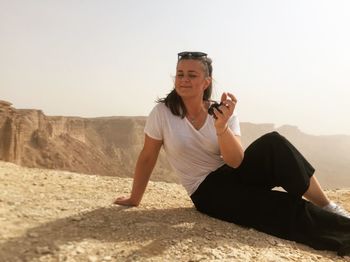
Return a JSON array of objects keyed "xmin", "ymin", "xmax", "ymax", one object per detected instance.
[
  {"xmin": 0, "ymin": 161, "xmax": 349, "ymax": 262},
  {"xmin": 0, "ymin": 100, "xmax": 176, "ymax": 183},
  {"xmin": 1, "ymin": 100, "xmax": 350, "ymax": 188}
]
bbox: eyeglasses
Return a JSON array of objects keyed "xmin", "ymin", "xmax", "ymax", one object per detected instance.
[{"xmin": 178, "ymin": 51, "xmax": 207, "ymax": 60}]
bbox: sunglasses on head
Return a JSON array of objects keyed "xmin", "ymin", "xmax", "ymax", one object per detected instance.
[{"xmin": 178, "ymin": 51, "xmax": 207, "ymax": 60}]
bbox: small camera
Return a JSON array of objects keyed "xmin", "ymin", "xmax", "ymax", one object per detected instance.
[{"xmin": 208, "ymin": 101, "xmax": 223, "ymax": 117}]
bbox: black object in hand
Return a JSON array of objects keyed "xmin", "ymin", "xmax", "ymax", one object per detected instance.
[{"xmin": 208, "ymin": 101, "xmax": 223, "ymax": 117}]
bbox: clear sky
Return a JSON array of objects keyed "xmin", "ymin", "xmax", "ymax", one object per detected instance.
[{"xmin": 1, "ymin": 0, "xmax": 349, "ymax": 135}]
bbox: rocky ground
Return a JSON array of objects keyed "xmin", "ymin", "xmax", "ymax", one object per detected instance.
[{"xmin": 0, "ymin": 161, "xmax": 349, "ymax": 262}]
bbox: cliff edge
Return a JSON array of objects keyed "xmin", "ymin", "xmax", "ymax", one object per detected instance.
[{"xmin": 1, "ymin": 100, "xmax": 350, "ymax": 188}]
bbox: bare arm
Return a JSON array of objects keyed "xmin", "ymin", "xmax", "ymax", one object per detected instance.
[
  {"xmin": 217, "ymin": 129, "xmax": 244, "ymax": 168},
  {"xmin": 213, "ymin": 92, "xmax": 244, "ymax": 168},
  {"xmin": 114, "ymin": 134, "xmax": 162, "ymax": 206}
]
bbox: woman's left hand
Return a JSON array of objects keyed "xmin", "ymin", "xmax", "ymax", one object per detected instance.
[{"xmin": 213, "ymin": 92, "xmax": 237, "ymax": 131}]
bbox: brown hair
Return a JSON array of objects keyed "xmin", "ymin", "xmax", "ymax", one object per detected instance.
[{"xmin": 157, "ymin": 55, "xmax": 213, "ymax": 118}]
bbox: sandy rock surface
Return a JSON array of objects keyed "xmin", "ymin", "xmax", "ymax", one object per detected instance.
[{"xmin": 0, "ymin": 161, "xmax": 349, "ymax": 262}]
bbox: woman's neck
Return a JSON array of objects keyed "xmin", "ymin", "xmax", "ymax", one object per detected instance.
[
  {"xmin": 182, "ymin": 97, "xmax": 205, "ymax": 116},
  {"xmin": 182, "ymin": 97, "xmax": 209, "ymax": 128}
]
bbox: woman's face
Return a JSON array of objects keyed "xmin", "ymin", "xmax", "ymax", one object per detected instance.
[{"xmin": 175, "ymin": 59, "xmax": 211, "ymax": 100}]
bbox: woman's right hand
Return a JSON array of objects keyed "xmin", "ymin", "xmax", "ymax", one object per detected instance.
[
  {"xmin": 113, "ymin": 196, "xmax": 139, "ymax": 207},
  {"xmin": 113, "ymin": 135, "xmax": 162, "ymax": 208}
]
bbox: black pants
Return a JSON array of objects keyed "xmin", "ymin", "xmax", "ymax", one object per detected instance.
[{"xmin": 191, "ymin": 131, "xmax": 350, "ymax": 256}]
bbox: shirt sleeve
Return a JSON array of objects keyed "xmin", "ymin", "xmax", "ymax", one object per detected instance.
[
  {"xmin": 144, "ymin": 104, "xmax": 163, "ymax": 141},
  {"xmin": 228, "ymin": 114, "xmax": 241, "ymax": 136}
]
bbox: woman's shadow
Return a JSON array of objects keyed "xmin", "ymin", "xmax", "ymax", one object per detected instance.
[{"xmin": 0, "ymin": 205, "xmax": 321, "ymax": 261}]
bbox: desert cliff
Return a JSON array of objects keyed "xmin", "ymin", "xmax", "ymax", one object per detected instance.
[
  {"xmin": 0, "ymin": 101, "xmax": 176, "ymax": 183},
  {"xmin": 1, "ymin": 100, "xmax": 350, "ymax": 188}
]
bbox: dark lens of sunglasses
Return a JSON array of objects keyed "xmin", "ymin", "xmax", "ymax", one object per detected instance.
[
  {"xmin": 178, "ymin": 52, "xmax": 207, "ymax": 59},
  {"xmin": 208, "ymin": 101, "xmax": 222, "ymax": 116}
]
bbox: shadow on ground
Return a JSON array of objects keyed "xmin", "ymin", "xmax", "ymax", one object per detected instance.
[{"xmin": 0, "ymin": 205, "xmax": 286, "ymax": 261}]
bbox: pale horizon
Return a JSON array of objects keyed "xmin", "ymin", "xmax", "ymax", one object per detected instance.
[{"xmin": 1, "ymin": 0, "xmax": 350, "ymax": 136}]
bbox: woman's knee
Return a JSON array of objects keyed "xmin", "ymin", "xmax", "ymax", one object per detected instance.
[
  {"xmin": 259, "ymin": 131, "xmax": 284, "ymax": 144},
  {"xmin": 245, "ymin": 131, "xmax": 283, "ymax": 154},
  {"xmin": 265, "ymin": 131, "xmax": 282, "ymax": 137}
]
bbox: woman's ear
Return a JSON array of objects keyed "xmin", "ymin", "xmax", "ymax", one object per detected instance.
[{"xmin": 203, "ymin": 77, "xmax": 211, "ymax": 90}]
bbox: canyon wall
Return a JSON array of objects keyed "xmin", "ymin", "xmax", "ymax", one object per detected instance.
[{"xmin": 1, "ymin": 100, "xmax": 349, "ymax": 188}]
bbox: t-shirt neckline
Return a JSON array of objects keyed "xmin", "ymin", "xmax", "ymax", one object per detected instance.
[{"xmin": 185, "ymin": 114, "xmax": 209, "ymax": 132}]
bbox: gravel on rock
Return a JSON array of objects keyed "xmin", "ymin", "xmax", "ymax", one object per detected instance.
[{"xmin": 0, "ymin": 161, "xmax": 349, "ymax": 262}]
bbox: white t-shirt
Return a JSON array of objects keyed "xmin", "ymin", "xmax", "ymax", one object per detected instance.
[{"xmin": 144, "ymin": 103, "xmax": 241, "ymax": 196}]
